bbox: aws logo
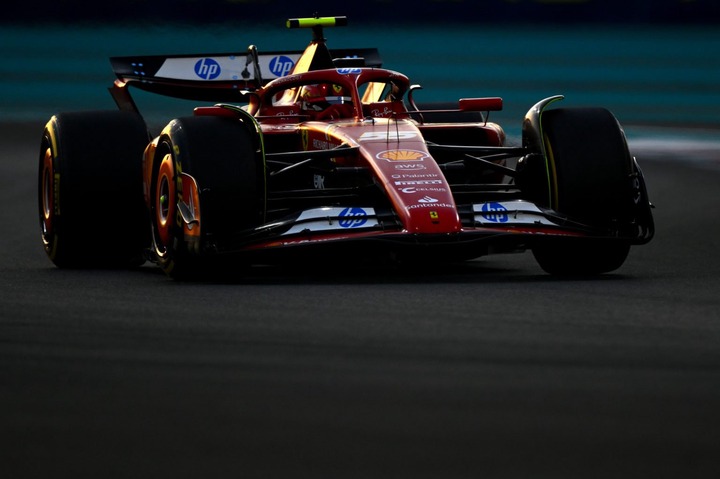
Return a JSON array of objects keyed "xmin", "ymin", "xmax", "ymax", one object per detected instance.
[{"xmin": 377, "ymin": 149, "xmax": 427, "ymax": 162}]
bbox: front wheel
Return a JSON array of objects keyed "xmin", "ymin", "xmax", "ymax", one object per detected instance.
[
  {"xmin": 530, "ymin": 108, "xmax": 635, "ymax": 275},
  {"xmin": 150, "ymin": 116, "xmax": 264, "ymax": 279}
]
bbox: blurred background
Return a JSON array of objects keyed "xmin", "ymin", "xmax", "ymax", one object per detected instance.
[{"xmin": 2, "ymin": 0, "xmax": 719, "ymax": 155}]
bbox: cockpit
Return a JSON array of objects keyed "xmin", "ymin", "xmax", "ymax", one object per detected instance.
[{"xmin": 252, "ymin": 68, "xmax": 411, "ymax": 122}]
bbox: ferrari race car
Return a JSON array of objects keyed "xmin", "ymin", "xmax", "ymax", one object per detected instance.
[{"xmin": 38, "ymin": 16, "xmax": 654, "ymax": 278}]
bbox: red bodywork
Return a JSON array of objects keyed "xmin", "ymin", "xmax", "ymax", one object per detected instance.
[
  {"xmin": 170, "ymin": 64, "xmax": 508, "ymax": 251},
  {"xmin": 251, "ymin": 68, "xmax": 477, "ymax": 236}
]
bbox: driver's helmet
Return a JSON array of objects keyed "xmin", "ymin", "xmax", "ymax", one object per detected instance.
[{"xmin": 301, "ymin": 83, "xmax": 351, "ymax": 111}]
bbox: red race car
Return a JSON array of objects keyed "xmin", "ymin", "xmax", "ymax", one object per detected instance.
[{"xmin": 38, "ymin": 16, "xmax": 654, "ymax": 278}]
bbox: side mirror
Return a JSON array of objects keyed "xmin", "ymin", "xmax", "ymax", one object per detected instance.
[{"xmin": 458, "ymin": 97, "xmax": 503, "ymax": 112}]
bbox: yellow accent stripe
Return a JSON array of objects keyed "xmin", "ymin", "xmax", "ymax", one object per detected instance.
[
  {"xmin": 46, "ymin": 117, "xmax": 59, "ymax": 162},
  {"xmin": 286, "ymin": 16, "xmax": 347, "ymax": 29},
  {"xmin": 543, "ymin": 135, "xmax": 559, "ymax": 209},
  {"xmin": 290, "ymin": 43, "xmax": 316, "ymax": 75},
  {"xmin": 46, "ymin": 117, "xmax": 60, "ymax": 215},
  {"xmin": 535, "ymin": 96, "xmax": 564, "ymax": 208}
]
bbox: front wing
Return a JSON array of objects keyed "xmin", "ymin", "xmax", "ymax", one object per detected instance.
[{"xmin": 196, "ymin": 200, "xmax": 646, "ymax": 262}]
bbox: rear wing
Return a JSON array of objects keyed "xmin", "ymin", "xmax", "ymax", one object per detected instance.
[{"xmin": 109, "ymin": 46, "xmax": 381, "ymax": 105}]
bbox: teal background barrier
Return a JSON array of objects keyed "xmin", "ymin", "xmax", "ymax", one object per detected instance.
[{"xmin": 2, "ymin": 22, "xmax": 719, "ymax": 147}]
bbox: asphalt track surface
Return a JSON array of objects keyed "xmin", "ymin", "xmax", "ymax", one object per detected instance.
[{"xmin": 2, "ymin": 121, "xmax": 720, "ymax": 478}]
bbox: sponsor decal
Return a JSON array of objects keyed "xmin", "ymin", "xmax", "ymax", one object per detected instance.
[
  {"xmin": 407, "ymin": 203, "xmax": 454, "ymax": 210},
  {"xmin": 312, "ymin": 138, "xmax": 339, "ymax": 150},
  {"xmin": 269, "ymin": 55, "xmax": 295, "ymax": 77},
  {"xmin": 429, "ymin": 211, "xmax": 439, "ymax": 220},
  {"xmin": 480, "ymin": 202, "xmax": 509, "ymax": 223},
  {"xmin": 301, "ymin": 130, "xmax": 309, "ymax": 150},
  {"xmin": 337, "ymin": 67, "xmax": 362, "ymax": 74},
  {"xmin": 394, "ymin": 179, "xmax": 443, "ymax": 185},
  {"xmin": 371, "ymin": 106, "xmax": 395, "ymax": 117},
  {"xmin": 339, "ymin": 207, "xmax": 368, "ymax": 228},
  {"xmin": 399, "ymin": 187, "xmax": 447, "ymax": 194},
  {"xmin": 194, "ymin": 58, "xmax": 221, "ymax": 80},
  {"xmin": 313, "ymin": 174, "xmax": 325, "ymax": 190},
  {"xmin": 378, "ymin": 149, "xmax": 428, "ymax": 162},
  {"xmin": 282, "ymin": 207, "xmax": 378, "ymax": 236},
  {"xmin": 472, "ymin": 200, "xmax": 556, "ymax": 226},
  {"xmin": 418, "ymin": 196, "xmax": 438, "ymax": 203},
  {"xmin": 397, "ymin": 173, "xmax": 439, "ymax": 179},
  {"xmin": 632, "ymin": 176, "xmax": 642, "ymax": 204},
  {"xmin": 394, "ymin": 163, "xmax": 426, "ymax": 171},
  {"xmin": 360, "ymin": 131, "xmax": 417, "ymax": 141}
]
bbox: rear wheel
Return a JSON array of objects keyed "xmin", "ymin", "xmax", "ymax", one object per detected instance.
[
  {"xmin": 38, "ymin": 111, "xmax": 149, "ymax": 268},
  {"xmin": 150, "ymin": 116, "xmax": 264, "ymax": 279},
  {"xmin": 531, "ymin": 108, "xmax": 634, "ymax": 275}
]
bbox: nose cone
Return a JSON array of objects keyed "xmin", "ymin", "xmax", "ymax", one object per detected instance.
[{"xmin": 373, "ymin": 148, "xmax": 462, "ymax": 234}]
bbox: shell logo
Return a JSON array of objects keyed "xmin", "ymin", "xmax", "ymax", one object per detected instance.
[{"xmin": 377, "ymin": 149, "xmax": 427, "ymax": 162}]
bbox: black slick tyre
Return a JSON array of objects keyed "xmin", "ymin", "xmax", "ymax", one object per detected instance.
[
  {"xmin": 150, "ymin": 116, "xmax": 264, "ymax": 280},
  {"xmin": 531, "ymin": 108, "xmax": 634, "ymax": 275},
  {"xmin": 38, "ymin": 111, "xmax": 149, "ymax": 268}
]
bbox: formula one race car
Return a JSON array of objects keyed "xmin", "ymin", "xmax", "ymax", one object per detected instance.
[{"xmin": 38, "ymin": 16, "xmax": 654, "ymax": 278}]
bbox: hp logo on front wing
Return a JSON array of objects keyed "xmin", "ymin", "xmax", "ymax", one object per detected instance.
[{"xmin": 338, "ymin": 208, "xmax": 368, "ymax": 228}]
